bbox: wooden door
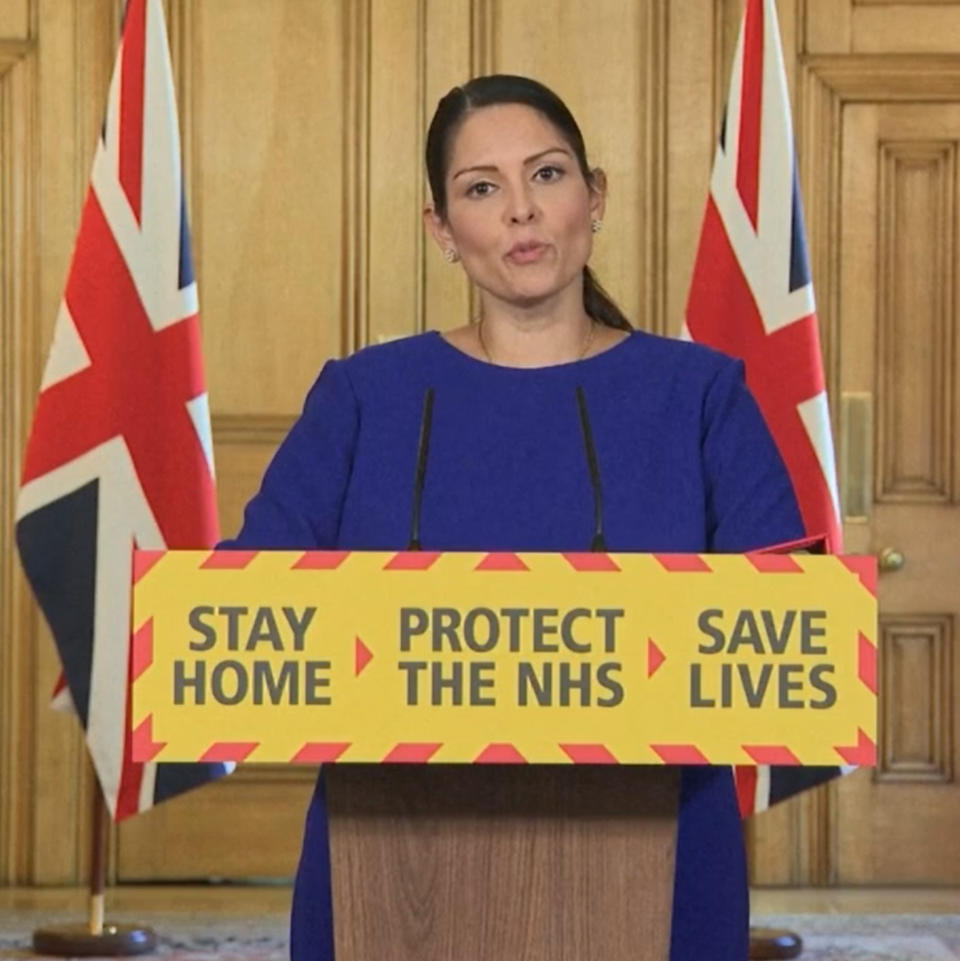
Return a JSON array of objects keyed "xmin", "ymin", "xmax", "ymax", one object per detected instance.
[
  {"xmin": 751, "ymin": 1, "xmax": 960, "ymax": 885},
  {"xmin": 832, "ymin": 97, "xmax": 960, "ymax": 883}
]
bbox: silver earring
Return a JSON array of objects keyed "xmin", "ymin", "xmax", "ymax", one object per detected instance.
[
  {"xmin": 444, "ymin": 248, "xmax": 459, "ymax": 263},
  {"xmin": 591, "ymin": 220, "xmax": 603, "ymax": 234}
]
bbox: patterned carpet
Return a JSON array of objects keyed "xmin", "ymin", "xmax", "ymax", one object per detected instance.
[
  {"xmin": 0, "ymin": 912, "xmax": 957, "ymax": 959},
  {"xmin": 0, "ymin": 918, "xmax": 284, "ymax": 959},
  {"xmin": 754, "ymin": 915, "xmax": 960, "ymax": 961}
]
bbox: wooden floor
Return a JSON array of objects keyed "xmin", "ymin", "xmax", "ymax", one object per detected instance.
[
  {"xmin": 0, "ymin": 885, "xmax": 957, "ymax": 916},
  {"xmin": 0, "ymin": 884, "xmax": 290, "ymax": 919},
  {"xmin": 751, "ymin": 886, "xmax": 960, "ymax": 914}
]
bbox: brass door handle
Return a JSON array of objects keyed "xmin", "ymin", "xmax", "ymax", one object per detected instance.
[{"xmin": 878, "ymin": 547, "xmax": 905, "ymax": 573}]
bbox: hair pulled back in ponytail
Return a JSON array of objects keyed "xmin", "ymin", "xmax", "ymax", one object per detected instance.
[
  {"xmin": 425, "ymin": 74, "xmax": 632, "ymax": 332},
  {"xmin": 582, "ymin": 266, "xmax": 631, "ymax": 332}
]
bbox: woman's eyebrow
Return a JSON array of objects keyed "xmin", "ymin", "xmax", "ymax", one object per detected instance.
[{"xmin": 451, "ymin": 146, "xmax": 572, "ymax": 181}]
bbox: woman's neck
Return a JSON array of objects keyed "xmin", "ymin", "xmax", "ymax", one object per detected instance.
[{"xmin": 476, "ymin": 292, "xmax": 595, "ymax": 368}]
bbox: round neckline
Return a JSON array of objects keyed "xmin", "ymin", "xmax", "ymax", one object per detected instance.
[{"xmin": 429, "ymin": 328, "xmax": 637, "ymax": 372}]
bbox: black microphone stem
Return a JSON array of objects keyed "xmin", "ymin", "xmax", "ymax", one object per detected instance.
[
  {"xmin": 407, "ymin": 387, "xmax": 435, "ymax": 551},
  {"xmin": 576, "ymin": 386, "xmax": 607, "ymax": 552}
]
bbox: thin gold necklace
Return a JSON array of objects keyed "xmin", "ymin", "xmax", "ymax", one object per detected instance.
[{"xmin": 476, "ymin": 318, "xmax": 597, "ymax": 366}]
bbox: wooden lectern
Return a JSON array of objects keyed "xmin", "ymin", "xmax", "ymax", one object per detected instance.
[
  {"xmin": 132, "ymin": 546, "xmax": 876, "ymax": 961},
  {"xmin": 326, "ymin": 764, "xmax": 680, "ymax": 961}
]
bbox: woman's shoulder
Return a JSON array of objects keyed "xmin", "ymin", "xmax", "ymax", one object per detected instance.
[
  {"xmin": 289, "ymin": 334, "xmax": 440, "ymax": 418},
  {"xmin": 336, "ymin": 330, "xmax": 440, "ymax": 378},
  {"xmin": 346, "ymin": 330, "xmax": 439, "ymax": 358},
  {"xmin": 624, "ymin": 328, "xmax": 742, "ymax": 382}
]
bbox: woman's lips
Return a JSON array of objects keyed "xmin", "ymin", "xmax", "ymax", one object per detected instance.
[{"xmin": 506, "ymin": 243, "xmax": 547, "ymax": 264}]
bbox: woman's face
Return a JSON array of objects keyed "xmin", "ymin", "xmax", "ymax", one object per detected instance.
[{"xmin": 428, "ymin": 103, "xmax": 604, "ymax": 312}]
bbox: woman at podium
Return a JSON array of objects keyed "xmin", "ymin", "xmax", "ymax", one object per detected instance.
[{"xmin": 224, "ymin": 75, "xmax": 804, "ymax": 961}]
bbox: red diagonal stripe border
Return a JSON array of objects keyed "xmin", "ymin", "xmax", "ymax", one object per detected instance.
[
  {"xmin": 200, "ymin": 550, "xmax": 257, "ymax": 570},
  {"xmin": 133, "ymin": 550, "xmax": 165, "ymax": 584},
  {"xmin": 384, "ymin": 552, "xmax": 442, "ymax": 571},
  {"xmin": 650, "ymin": 744, "xmax": 710, "ymax": 764},
  {"xmin": 839, "ymin": 555, "xmax": 878, "ymax": 597},
  {"xmin": 475, "ymin": 743, "xmax": 527, "ymax": 763},
  {"xmin": 858, "ymin": 631, "xmax": 878, "ymax": 695},
  {"xmin": 745, "ymin": 553, "xmax": 804, "ymax": 573},
  {"xmin": 835, "ymin": 728, "xmax": 876, "ymax": 765},
  {"xmin": 131, "ymin": 715, "xmax": 165, "ymax": 762},
  {"xmin": 559, "ymin": 743, "xmax": 618, "ymax": 764},
  {"xmin": 562, "ymin": 552, "xmax": 621, "ymax": 572},
  {"xmin": 475, "ymin": 552, "xmax": 529, "ymax": 571},
  {"xmin": 131, "ymin": 618, "xmax": 153, "ymax": 681},
  {"xmin": 291, "ymin": 742, "xmax": 351, "ymax": 763},
  {"xmin": 742, "ymin": 745, "xmax": 802, "ymax": 766},
  {"xmin": 292, "ymin": 551, "xmax": 350, "ymax": 570},
  {"xmin": 200, "ymin": 741, "xmax": 259, "ymax": 762},
  {"xmin": 382, "ymin": 743, "xmax": 442, "ymax": 762},
  {"xmin": 654, "ymin": 554, "xmax": 712, "ymax": 572}
]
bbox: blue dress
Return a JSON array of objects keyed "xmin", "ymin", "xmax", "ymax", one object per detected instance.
[{"xmin": 224, "ymin": 329, "xmax": 803, "ymax": 961}]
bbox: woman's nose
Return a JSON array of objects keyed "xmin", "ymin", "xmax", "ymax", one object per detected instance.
[{"xmin": 505, "ymin": 185, "xmax": 538, "ymax": 224}]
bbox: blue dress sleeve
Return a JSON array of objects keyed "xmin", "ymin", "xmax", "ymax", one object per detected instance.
[
  {"xmin": 220, "ymin": 359, "xmax": 359, "ymax": 549},
  {"xmin": 702, "ymin": 358, "xmax": 805, "ymax": 552}
]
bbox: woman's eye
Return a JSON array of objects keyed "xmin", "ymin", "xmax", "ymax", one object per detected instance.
[
  {"xmin": 466, "ymin": 180, "xmax": 495, "ymax": 198},
  {"xmin": 534, "ymin": 165, "xmax": 564, "ymax": 183}
]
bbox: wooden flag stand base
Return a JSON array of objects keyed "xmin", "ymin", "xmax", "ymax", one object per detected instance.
[
  {"xmin": 33, "ymin": 924, "xmax": 156, "ymax": 957},
  {"xmin": 750, "ymin": 927, "xmax": 804, "ymax": 959},
  {"xmin": 32, "ymin": 776, "xmax": 157, "ymax": 957}
]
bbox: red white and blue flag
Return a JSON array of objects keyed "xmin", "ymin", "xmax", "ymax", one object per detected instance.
[
  {"xmin": 683, "ymin": 0, "xmax": 850, "ymax": 815},
  {"xmin": 15, "ymin": 0, "xmax": 230, "ymax": 820}
]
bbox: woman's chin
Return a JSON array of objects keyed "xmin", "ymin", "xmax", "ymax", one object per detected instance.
[{"xmin": 501, "ymin": 281, "xmax": 570, "ymax": 310}]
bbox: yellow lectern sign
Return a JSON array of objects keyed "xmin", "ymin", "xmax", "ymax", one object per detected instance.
[{"xmin": 131, "ymin": 550, "xmax": 877, "ymax": 766}]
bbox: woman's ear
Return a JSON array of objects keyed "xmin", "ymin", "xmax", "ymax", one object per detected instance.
[
  {"xmin": 588, "ymin": 168, "xmax": 607, "ymax": 222},
  {"xmin": 423, "ymin": 204, "xmax": 458, "ymax": 261}
]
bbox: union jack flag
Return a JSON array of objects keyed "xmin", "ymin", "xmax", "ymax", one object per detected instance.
[
  {"xmin": 16, "ymin": 0, "xmax": 230, "ymax": 820},
  {"xmin": 684, "ymin": 0, "xmax": 849, "ymax": 815}
]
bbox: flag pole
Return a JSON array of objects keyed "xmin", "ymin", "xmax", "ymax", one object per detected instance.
[
  {"xmin": 31, "ymin": 763, "xmax": 158, "ymax": 956},
  {"xmin": 88, "ymin": 774, "xmax": 109, "ymax": 935}
]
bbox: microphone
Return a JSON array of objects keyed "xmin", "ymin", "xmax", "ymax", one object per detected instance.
[
  {"xmin": 407, "ymin": 387, "xmax": 435, "ymax": 550},
  {"xmin": 575, "ymin": 386, "xmax": 607, "ymax": 552}
]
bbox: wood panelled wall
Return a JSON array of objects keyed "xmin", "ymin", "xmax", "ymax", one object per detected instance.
[{"xmin": 3, "ymin": 0, "xmax": 959, "ymax": 887}]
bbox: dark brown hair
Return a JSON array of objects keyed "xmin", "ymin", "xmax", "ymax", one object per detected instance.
[{"xmin": 425, "ymin": 74, "xmax": 632, "ymax": 331}]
